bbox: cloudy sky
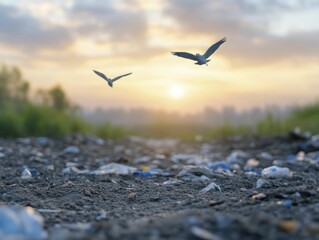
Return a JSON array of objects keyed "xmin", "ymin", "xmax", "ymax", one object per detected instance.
[{"xmin": 0, "ymin": 0, "xmax": 319, "ymax": 113}]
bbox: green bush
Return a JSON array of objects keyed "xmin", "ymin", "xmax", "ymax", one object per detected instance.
[{"xmin": 0, "ymin": 108, "xmax": 24, "ymax": 137}]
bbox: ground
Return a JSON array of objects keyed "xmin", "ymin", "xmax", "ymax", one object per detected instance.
[{"xmin": 1, "ymin": 135, "xmax": 319, "ymax": 240}]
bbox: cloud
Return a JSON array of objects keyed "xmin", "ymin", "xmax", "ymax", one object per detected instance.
[
  {"xmin": 0, "ymin": 3, "xmax": 73, "ymax": 52},
  {"xmin": 70, "ymin": 1, "xmax": 147, "ymax": 43},
  {"xmin": 164, "ymin": 0, "xmax": 319, "ymax": 65}
]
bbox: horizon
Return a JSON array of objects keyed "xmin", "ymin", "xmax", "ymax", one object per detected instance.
[{"xmin": 1, "ymin": 0, "xmax": 319, "ymax": 113}]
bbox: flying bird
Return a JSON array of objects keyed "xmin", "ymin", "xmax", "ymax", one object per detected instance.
[
  {"xmin": 171, "ymin": 37, "xmax": 226, "ymax": 66},
  {"xmin": 93, "ymin": 70, "xmax": 132, "ymax": 87}
]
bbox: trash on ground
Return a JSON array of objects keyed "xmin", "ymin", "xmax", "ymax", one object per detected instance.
[
  {"xmin": 261, "ymin": 166, "xmax": 290, "ymax": 178},
  {"xmin": 0, "ymin": 206, "xmax": 47, "ymax": 240}
]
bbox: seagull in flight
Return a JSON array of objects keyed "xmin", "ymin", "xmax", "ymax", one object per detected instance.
[
  {"xmin": 171, "ymin": 37, "xmax": 226, "ymax": 66},
  {"xmin": 93, "ymin": 70, "xmax": 132, "ymax": 87}
]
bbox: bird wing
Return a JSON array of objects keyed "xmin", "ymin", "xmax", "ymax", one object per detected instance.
[
  {"xmin": 93, "ymin": 70, "xmax": 109, "ymax": 81},
  {"xmin": 112, "ymin": 72, "xmax": 132, "ymax": 82},
  {"xmin": 203, "ymin": 37, "xmax": 227, "ymax": 59},
  {"xmin": 171, "ymin": 51, "xmax": 197, "ymax": 61}
]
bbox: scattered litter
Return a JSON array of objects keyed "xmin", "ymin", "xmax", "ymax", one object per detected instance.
[
  {"xmin": 96, "ymin": 163, "xmax": 137, "ymax": 175},
  {"xmin": 0, "ymin": 206, "xmax": 47, "ymax": 240},
  {"xmin": 200, "ymin": 182, "xmax": 221, "ymax": 193},
  {"xmin": 261, "ymin": 166, "xmax": 290, "ymax": 178}
]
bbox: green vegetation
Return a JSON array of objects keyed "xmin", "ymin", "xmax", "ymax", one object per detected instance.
[{"xmin": 0, "ymin": 64, "xmax": 119, "ymax": 139}]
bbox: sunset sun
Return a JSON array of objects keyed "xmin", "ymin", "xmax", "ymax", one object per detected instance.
[{"xmin": 168, "ymin": 85, "xmax": 185, "ymax": 99}]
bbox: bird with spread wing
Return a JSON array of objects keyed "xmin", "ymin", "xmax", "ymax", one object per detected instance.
[
  {"xmin": 171, "ymin": 37, "xmax": 226, "ymax": 66},
  {"xmin": 93, "ymin": 70, "xmax": 132, "ymax": 88}
]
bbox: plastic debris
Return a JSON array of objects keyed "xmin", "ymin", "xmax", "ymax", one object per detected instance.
[
  {"xmin": 95, "ymin": 163, "xmax": 137, "ymax": 175},
  {"xmin": 0, "ymin": 206, "xmax": 47, "ymax": 240},
  {"xmin": 200, "ymin": 182, "xmax": 221, "ymax": 193},
  {"xmin": 209, "ymin": 161, "xmax": 230, "ymax": 171},
  {"xmin": 261, "ymin": 166, "xmax": 290, "ymax": 178},
  {"xmin": 63, "ymin": 146, "xmax": 80, "ymax": 154},
  {"xmin": 133, "ymin": 170, "xmax": 157, "ymax": 177},
  {"xmin": 21, "ymin": 166, "xmax": 32, "ymax": 180},
  {"xmin": 191, "ymin": 226, "xmax": 221, "ymax": 240}
]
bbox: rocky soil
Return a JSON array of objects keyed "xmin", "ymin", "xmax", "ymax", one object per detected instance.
[{"xmin": 1, "ymin": 134, "xmax": 319, "ymax": 239}]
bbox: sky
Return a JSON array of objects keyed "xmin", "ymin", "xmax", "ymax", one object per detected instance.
[{"xmin": 0, "ymin": 0, "xmax": 319, "ymax": 113}]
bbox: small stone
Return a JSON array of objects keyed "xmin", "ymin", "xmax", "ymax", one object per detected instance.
[
  {"xmin": 208, "ymin": 200, "xmax": 224, "ymax": 206},
  {"xmin": 83, "ymin": 189, "xmax": 93, "ymax": 197},
  {"xmin": 200, "ymin": 182, "xmax": 221, "ymax": 193},
  {"xmin": 278, "ymin": 220, "xmax": 298, "ymax": 233},
  {"xmin": 128, "ymin": 192, "xmax": 137, "ymax": 200},
  {"xmin": 256, "ymin": 178, "xmax": 268, "ymax": 189},
  {"xmin": 63, "ymin": 146, "xmax": 80, "ymax": 154},
  {"xmin": 0, "ymin": 152, "xmax": 5, "ymax": 158}
]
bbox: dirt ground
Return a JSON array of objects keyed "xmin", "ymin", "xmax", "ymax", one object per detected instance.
[{"xmin": 1, "ymin": 135, "xmax": 319, "ymax": 240}]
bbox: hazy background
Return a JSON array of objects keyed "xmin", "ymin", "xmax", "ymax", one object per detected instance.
[{"xmin": 1, "ymin": 0, "xmax": 318, "ymax": 115}]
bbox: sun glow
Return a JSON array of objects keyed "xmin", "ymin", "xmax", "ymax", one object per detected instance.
[{"xmin": 168, "ymin": 85, "xmax": 185, "ymax": 99}]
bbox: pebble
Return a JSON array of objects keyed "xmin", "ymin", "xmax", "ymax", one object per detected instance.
[
  {"xmin": 251, "ymin": 193, "xmax": 266, "ymax": 201},
  {"xmin": 278, "ymin": 220, "xmax": 298, "ymax": 233},
  {"xmin": 256, "ymin": 178, "xmax": 268, "ymax": 189}
]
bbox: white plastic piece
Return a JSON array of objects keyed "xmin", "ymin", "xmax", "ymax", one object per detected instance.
[{"xmin": 261, "ymin": 166, "xmax": 290, "ymax": 178}]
